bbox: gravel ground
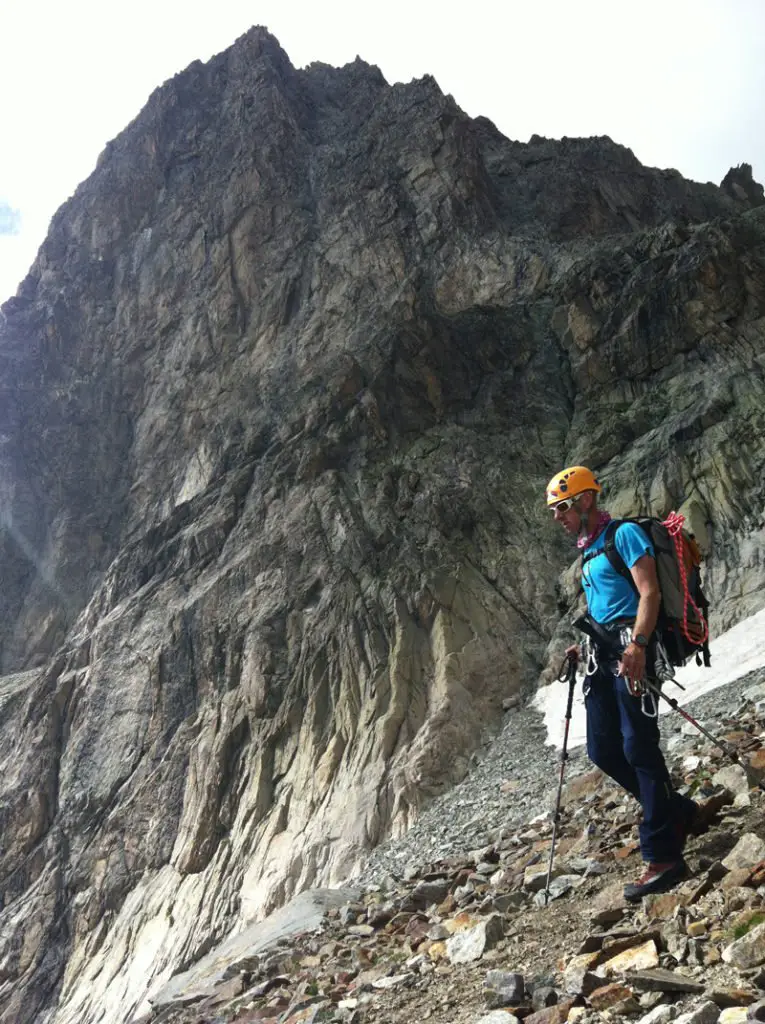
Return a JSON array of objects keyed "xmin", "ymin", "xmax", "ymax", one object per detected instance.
[{"xmin": 354, "ymin": 666, "xmax": 765, "ymax": 888}]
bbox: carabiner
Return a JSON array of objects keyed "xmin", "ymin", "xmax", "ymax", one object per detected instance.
[
  {"xmin": 625, "ymin": 673, "xmax": 645, "ymax": 697},
  {"xmin": 641, "ymin": 691, "xmax": 659, "ymax": 718}
]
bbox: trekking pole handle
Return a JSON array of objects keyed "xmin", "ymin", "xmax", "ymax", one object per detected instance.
[
  {"xmin": 557, "ymin": 649, "xmax": 578, "ymax": 682},
  {"xmin": 557, "ymin": 652, "xmax": 578, "ymax": 719},
  {"xmin": 564, "ymin": 671, "xmax": 576, "ymax": 719}
]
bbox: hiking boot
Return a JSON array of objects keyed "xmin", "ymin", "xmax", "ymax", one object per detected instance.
[
  {"xmin": 688, "ymin": 788, "xmax": 734, "ymax": 836},
  {"xmin": 623, "ymin": 859, "xmax": 688, "ymax": 902}
]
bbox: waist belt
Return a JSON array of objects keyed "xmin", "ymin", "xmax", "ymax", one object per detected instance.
[{"xmin": 573, "ymin": 614, "xmax": 635, "ymax": 652}]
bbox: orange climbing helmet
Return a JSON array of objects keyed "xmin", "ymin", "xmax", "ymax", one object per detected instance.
[{"xmin": 545, "ymin": 466, "xmax": 602, "ymax": 506}]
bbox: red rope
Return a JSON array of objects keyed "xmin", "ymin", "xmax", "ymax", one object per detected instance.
[{"xmin": 662, "ymin": 511, "xmax": 709, "ymax": 646}]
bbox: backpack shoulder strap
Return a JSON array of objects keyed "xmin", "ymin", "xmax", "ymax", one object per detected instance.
[{"xmin": 602, "ymin": 520, "xmax": 639, "ymax": 593}]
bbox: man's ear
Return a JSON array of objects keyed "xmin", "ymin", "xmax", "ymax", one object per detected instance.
[{"xmin": 580, "ymin": 491, "xmax": 595, "ymax": 513}]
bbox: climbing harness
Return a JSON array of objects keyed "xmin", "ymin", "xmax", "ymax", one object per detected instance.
[{"xmin": 575, "ymin": 616, "xmax": 671, "ymax": 718}]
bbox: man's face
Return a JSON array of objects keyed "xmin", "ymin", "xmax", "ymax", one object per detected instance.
[
  {"xmin": 551, "ymin": 497, "xmax": 582, "ymax": 534},
  {"xmin": 551, "ymin": 491, "xmax": 594, "ymax": 534}
]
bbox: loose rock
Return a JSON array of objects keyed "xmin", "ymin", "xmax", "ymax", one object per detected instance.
[
  {"xmin": 447, "ymin": 914, "xmax": 505, "ymax": 964},
  {"xmin": 723, "ymin": 924, "xmax": 765, "ymax": 969},
  {"xmin": 484, "ymin": 971, "xmax": 526, "ymax": 1009}
]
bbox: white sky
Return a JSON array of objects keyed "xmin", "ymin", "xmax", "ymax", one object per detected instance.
[{"xmin": 1, "ymin": 0, "xmax": 764, "ymax": 304}]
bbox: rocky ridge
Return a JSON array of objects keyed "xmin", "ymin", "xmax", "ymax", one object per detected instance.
[{"xmin": 0, "ymin": 24, "xmax": 765, "ymax": 1024}]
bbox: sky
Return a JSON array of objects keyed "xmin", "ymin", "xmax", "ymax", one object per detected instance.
[{"xmin": 1, "ymin": 0, "xmax": 764, "ymax": 304}]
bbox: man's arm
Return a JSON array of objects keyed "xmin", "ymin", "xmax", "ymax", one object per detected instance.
[{"xmin": 619, "ymin": 553, "xmax": 660, "ymax": 682}]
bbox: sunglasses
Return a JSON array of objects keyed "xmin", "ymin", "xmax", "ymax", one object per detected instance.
[{"xmin": 550, "ymin": 497, "xmax": 580, "ymax": 513}]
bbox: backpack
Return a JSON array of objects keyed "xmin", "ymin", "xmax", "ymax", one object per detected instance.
[{"xmin": 599, "ymin": 513, "xmax": 711, "ymax": 668}]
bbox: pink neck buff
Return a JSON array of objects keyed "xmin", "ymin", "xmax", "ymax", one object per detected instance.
[{"xmin": 577, "ymin": 509, "xmax": 612, "ymax": 550}]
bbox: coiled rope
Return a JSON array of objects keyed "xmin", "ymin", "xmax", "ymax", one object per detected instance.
[{"xmin": 662, "ymin": 511, "xmax": 709, "ymax": 646}]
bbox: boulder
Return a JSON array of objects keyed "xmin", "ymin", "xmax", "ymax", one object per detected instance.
[
  {"xmin": 723, "ymin": 923, "xmax": 765, "ymax": 969},
  {"xmin": 446, "ymin": 915, "xmax": 505, "ymax": 965},
  {"xmin": 484, "ymin": 971, "xmax": 526, "ymax": 1009},
  {"xmin": 723, "ymin": 835, "xmax": 765, "ymax": 872}
]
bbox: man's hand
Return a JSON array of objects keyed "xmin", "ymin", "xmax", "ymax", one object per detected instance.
[
  {"xmin": 557, "ymin": 644, "xmax": 580, "ymax": 682},
  {"xmin": 619, "ymin": 642, "xmax": 646, "ymax": 686}
]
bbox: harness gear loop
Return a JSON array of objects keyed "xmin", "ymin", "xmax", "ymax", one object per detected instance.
[{"xmin": 577, "ymin": 617, "xmax": 661, "ymax": 718}]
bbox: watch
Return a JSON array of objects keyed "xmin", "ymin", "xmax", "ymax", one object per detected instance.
[{"xmin": 632, "ymin": 633, "xmax": 650, "ymax": 648}]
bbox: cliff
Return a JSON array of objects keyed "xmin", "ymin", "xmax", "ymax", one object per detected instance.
[{"xmin": 0, "ymin": 26, "xmax": 764, "ymax": 1023}]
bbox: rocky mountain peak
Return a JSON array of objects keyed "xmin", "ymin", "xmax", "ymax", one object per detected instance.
[
  {"xmin": 0, "ymin": 27, "xmax": 764, "ymax": 1024},
  {"xmin": 721, "ymin": 163, "xmax": 765, "ymax": 207}
]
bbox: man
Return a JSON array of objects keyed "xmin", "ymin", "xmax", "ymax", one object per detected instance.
[{"xmin": 546, "ymin": 465, "xmax": 727, "ymax": 901}]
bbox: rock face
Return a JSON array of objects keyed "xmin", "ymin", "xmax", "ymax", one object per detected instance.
[{"xmin": 0, "ymin": 25, "xmax": 764, "ymax": 1024}]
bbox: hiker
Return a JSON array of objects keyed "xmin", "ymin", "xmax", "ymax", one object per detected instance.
[{"xmin": 546, "ymin": 466, "xmax": 726, "ymax": 900}]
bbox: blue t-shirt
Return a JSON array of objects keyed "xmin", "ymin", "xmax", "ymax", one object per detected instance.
[{"xmin": 582, "ymin": 522, "xmax": 655, "ymax": 624}]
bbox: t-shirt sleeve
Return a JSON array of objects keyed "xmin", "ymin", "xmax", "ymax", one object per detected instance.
[{"xmin": 615, "ymin": 522, "xmax": 654, "ymax": 568}]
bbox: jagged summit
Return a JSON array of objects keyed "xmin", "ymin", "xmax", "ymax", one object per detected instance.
[
  {"xmin": 0, "ymin": 27, "xmax": 764, "ymax": 1024},
  {"xmin": 16, "ymin": 29, "xmax": 762, "ymax": 312},
  {"xmin": 721, "ymin": 162, "xmax": 765, "ymax": 206}
]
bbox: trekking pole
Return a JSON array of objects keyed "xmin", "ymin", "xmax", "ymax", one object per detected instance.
[
  {"xmin": 640, "ymin": 678, "xmax": 765, "ymax": 792},
  {"xmin": 543, "ymin": 652, "xmax": 578, "ymax": 906}
]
